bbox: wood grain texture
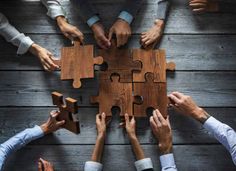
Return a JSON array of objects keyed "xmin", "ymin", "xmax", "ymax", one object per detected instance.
[
  {"xmin": 51, "ymin": 92, "xmax": 80, "ymax": 134},
  {"xmin": 0, "ymin": 0, "xmax": 236, "ymax": 34},
  {"xmin": 0, "ymin": 71, "xmax": 235, "ymax": 107},
  {"xmin": 1, "ymin": 35, "xmax": 236, "ymax": 71},
  {"xmin": 4, "ymin": 145, "xmax": 235, "ymax": 171},
  {"xmin": 60, "ymin": 41, "xmax": 103, "ymax": 88},
  {"xmin": 99, "ymin": 42, "xmax": 142, "ymax": 82},
  {"xmin": 133, "ymin": 73, "xmax": 168, "ymax": 117},
  {"xmin": 90, "ymin": 74, "xmax": 133, "ymax": 117}
]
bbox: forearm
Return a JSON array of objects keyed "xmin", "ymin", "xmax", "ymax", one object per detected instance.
[
  {"xmin": 0, "ymin": 13, "xmax": 34, "ymax": 54},
  {"xmin": 129, "ymin": 135, "xmax": 145, "ymax": 160},
  {"xmin": 40, "ymin": 0, "xmax": 66, "ymax": 19},
  {"xmin": 91, "ymin": 134, "xmax": 105, "ymax": 162},
  {"xmin": 157, "ymin": 0, "xmax": 170, "ymax": 21}
]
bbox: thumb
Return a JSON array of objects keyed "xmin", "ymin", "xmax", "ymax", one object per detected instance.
[
  {"xmin": 108, "ymin": 28, "xmax": 114, "ymax": 41},
  {"xmin": 57, "ymin": 120, "xmax": 65, "ymax": 127}
]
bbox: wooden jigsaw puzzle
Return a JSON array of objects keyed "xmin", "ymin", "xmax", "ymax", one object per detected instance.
[
  {"xmin": 56, "ymin": 41, "xmax": 103, "ymax": 88},
  {"xmin": 91, "ymin": 44, "xmax": 175, "ymax": 118},
  {"xmin": 51, "ymin": 92, "xmax": 80, "ymax": 134}
]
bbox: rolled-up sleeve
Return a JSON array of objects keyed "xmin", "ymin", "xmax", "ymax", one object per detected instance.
[
  {"xmin": 160, "ymin": 153, "xmax": 177, "ymax": 171},
  {"xmin": 134, "ymin": 158, "xmax": 153, "ymax": 171},
  {"xmin": 203, "ymin": 116, "xmax": 236, "ymax": 165},
  {"xmin": 157, "ymin": 0, "xmax": 170, "ymax": 20},
  {"xmin": 0, "ymin": 13, "xmax": 34, "ymax": 55},
  {"xmin": 84, "ymin": 161, "xmax": 103, "ymax": 171},
  {"xmin": 41, "ymin": 0, "xmax": 66, "ymax": 19}
]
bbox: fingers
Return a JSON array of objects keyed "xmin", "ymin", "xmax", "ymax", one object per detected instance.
[
  {"xmin": 154, "ymin": 109, "xmax": 166, "ymax": 124},
  {"xmin": 168, "ymin": 94, "xmax": 181, "ymax": 105},
  {"xmin": 150, "ymin": 116, "xmax": 157, "ymax": 131},
  {"xmin": 189, "ymin": 0, "xmax": 207, "ymax": 12},
  {"xmin": 108, "ymin": 28, "xmax": 114, "ymax": 41},
  {"xmin": 57, "ymin": 120, "xmax": 65, "ymax": 127},
  {"xmin": 116, "ymin": 33, "xmax": 130, "ymax": 47},
  {"xmin": 101, "ymin": 112, "xmax": 106, "ymax": 124},
  {"xmin": 152, "ymin": 110, "xmax": 162, "ymax": 127},
  {"xmin": 50, "ymin": 110, "xmax": 60, "ymax": 118}
]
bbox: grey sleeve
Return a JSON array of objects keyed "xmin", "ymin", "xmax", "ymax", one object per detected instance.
[{"xmin": 156, "ymin": 0, "xmax": 170, "ymax": 20}]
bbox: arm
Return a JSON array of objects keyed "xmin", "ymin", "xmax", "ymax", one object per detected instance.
[
  {"xmin": 124, "ymin": 114, "xmax": 154, "ymax": 171},
  {"xmin": 0, "ymin": 13, "xmax": 34, "ymax": 55},
  {"xmin": 150, "ymin": 109, "xmax": 177, "ymax": 171},
  {"xmin": 0, "ymin": 110, "xmax": 65, "ymax": 170},
  {"xmin": 168, "ymin": 91, "xmax": 236, "ymax": 165},
  {"xmin": 84, "ymin": 113, "xmax": 106, "ymax": 171},
  {"xmin": 41, "ymin": 0, "xmax": 84, "ymax": 42}
]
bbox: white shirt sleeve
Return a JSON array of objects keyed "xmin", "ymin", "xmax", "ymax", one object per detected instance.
[
  {"xmin": 0, "ymin": 125, "xmax": 44, "ymax": 170},
  {"xmin": 0, "ymin": 13, "xmax": 34, "ymax": 55},
  {"xmin": 41, "ymin": 0, "xmax": 66, "ymax": 19},
  {"xmin": 134, "ymin": 158, "xmax": 153, "ymax": 171},
  {"xmin": 203, "ymin": 116, "xmax": 236, "ymax": 165},
  {"xmin": 84, "ymin": 161, "xmax": 103, "ymax": 171},
  {"xmin": 160, "ymin": 153, "xmax": 177, "ymax": 171}
]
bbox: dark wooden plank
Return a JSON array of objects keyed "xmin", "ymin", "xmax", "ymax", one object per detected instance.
[
  {"xmin": 0, "ymin": 71, "xmax": 235, "ymax": 107},
  {"xmin": 1, "ymin": 34, "xmax": 236, "ymax": 71},
  {"xmin": 0, "ymin": 0, "xmax": 236, "ymax": 34},
  {"xmin": 4, "ymin": 144, "xmax": 235, "ymax": 171},
  {"xmin": 0, "ymin": 107, "xmax": 235, "ymax": 145}
]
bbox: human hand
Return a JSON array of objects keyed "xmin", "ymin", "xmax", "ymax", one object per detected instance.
[
  {"xmin": 168, "ymin": 92, "xmax": 209, "ymax": 123},
  {"xmin": 29, "ymin": 44, "xmax": 59, "ymax": 71},
  {"xmin": 91, "ymin": 22, "xmax": 111, "ymax": 49},
  {"xmin": 189, "ymin": 0, "xmax": 208, "ymax": 13},
  {"xmin": 56, "ymin": 16, "xmax": 84, "ymax": 43},
  {"xmin": 124, "ymin": 113, "xmax": 136, "ymax": 139},
  {"xmin": 96, "ymin": 113, "xmax": 107, "ymax": 138},
  {"xmin": 40, "ymin": 110, "xmax": 65, "ymax": 135},
  {"xmin": 150, "ymin": 109, "xmax": 172, "ymax": 155},
  {"xmin": 140, "ymin": 19, "xmax": 164, "ymax": 48},
  {"xmin": 109, "ymin": 19, "xmax": 131, "ymax": 47},
  {"xmin": 38, "ymin": 158, "xmax": 54, "ymax": 171}
]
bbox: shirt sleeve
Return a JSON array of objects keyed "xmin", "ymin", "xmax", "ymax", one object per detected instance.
[
  {"xmin": 41, "ymin": 0, "xmax": 66, "ymax": 19},
  {"xmin": 203, "ymin": 116, "xmax": 236, "ymax": 165},
  {"xmin": 84, "ymin": 161, "xmax": 103, "ymax": 171},
  {"xmin": 0, "ymin": 13, "xmax": 34, "ymax": 55},
  {"xmin": 160, "ymin": 153, "xmax": 177, "ymax": 171},
  {"xmin": 134, "ymin": 158, "xmax": 154, "ymax": 171},
  {"xmin": 0, "ymin": 125, "xmax": 44, "ymax": 170},
  {"xmin": 156, "ymin": 0, "xmax": 170, "ymax": 20}
]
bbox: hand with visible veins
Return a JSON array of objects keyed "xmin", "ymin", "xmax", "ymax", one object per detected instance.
[
  {"xmin": 91, "ymin": 22, "xmax": 111, "ymax": 49},
  {"xmin": 168, "ymin": 91, "xmax": 210, "ymax": 123},
  {"xmin": 40, "ymin": 110, "xmax": 65, "ymax": 135},
  {"xmin": 124, "ymin": 114, "xmax": 136, "ymax": 138},
  {"xmin": 140, "ymin": 19, "xmax": 164, "ymax": 49},
  {"xmin": 150, "ymin": 109, "xmax": 172, "ymax": 155},
  {"xmin": 29, "ymin": 44, "xmax": 59, "ymax": 72},
  {"xmin": 56, "ymin": 16, "xmax": 84, "ymax": 43},
  {"xmin": 189, "ymin": 0, "xmax": 208, "ymax": 13},
  {"xmin": 109, "ymin": 19, "xmax": 131, "ymax": 47},
  {"xmin": 38, "ymin": 158, "xmax": 54, "ymax": 171}
]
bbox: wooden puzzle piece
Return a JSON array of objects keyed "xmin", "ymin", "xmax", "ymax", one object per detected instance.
[
  {"xmin": 99, "ymin": 41, "xmax": 142, "ymax": 82},
  {"xmin": 90, "ymin": 74, "xmax": 136, "ymax": 118},
  {"xmin": 132, "ymin": 48, "xmax": 175, "ymax": 83},
  {"xmin": 133, "ymin": 73, "xmax": 167, "ymax": 117},
  {"xmin": 59, "ymin": 41, "xmax": 103, "ymax": 88},
  {"xmin": 51, "ymin": 92, "xmax": 80, "ymax": 134}
]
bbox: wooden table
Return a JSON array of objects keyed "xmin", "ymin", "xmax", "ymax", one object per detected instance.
[{"xmin": 0, "ymin": 0, "xmax": 235, "ymax": 170}]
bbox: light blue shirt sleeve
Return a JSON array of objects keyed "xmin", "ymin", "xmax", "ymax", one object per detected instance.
[
  {"xmin": 118, "ymin": 11, "xmax": 134, "ymax": 24},
  {"xmin": 203, "ymin": 116, "xmax": 236, "ymax": 165},
  {"xmin": 0, "ymin": 125, "xmax": 44, "ymax": 170},
  {"xmin": 41, "ymin": 0, "xmax": 66, "ymax": 19},
  {"xmin": 84, "ymin": 161, "xmax": 103, "ymax": 171},
  {"xmin": 160, "ymin": 153, "xmax": 177, "ymax": 171},
  {"xmin": 87, "ymin": 15, "xmax": 100, "ymax": 27}
]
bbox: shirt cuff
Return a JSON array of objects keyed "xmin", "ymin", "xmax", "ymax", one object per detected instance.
[
  {"xmin": 46, "ymin": 4, "xmax": 66, "ymax": 19},
  {"xmin": 203, "ymin": 116, "xmax": 221, "ymax": 131},
  {"xmin": 87, "ymin": 15, "xmax": 100, "ymax": 27},
  {"xmin": 15, "ymin": 35, "xmax": 34, "ymax": 55},
  {"xmin": 30, "ymin": 125, "xmax": 44, "ymax": 139},
  {"xmin": 118, "ymin": 11, "xmax": 133, "ymax": 24},
  {"xmin": 84, "ymin": 161, "xmax": 103, "ymax": 171},
  {"xmin": 160, "ymin": 153, "xmax": 176, "ymax": 169},
  {"xmin": 134, "ymin": 158, "xmax": 153, "ymax": 171}
]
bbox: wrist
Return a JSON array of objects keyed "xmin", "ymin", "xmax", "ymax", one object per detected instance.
[
  {"xmin": 192, "ymin": 107, "xmax": 210, "ymax": 124},
  {"xmin": 159, "ymin": 143, "xmax": 172, "ymax": 155},
  {"xmin": 154, "ymin": 19, "xmax": 164, "ymax": 27},
  {"xmin": 56, "ymin": 16, "xmax": 67, "ymax": 26},
  {"xmin": 97, "ymin": 132, "xmax": 106, "ymax": 140},
  {"xmin": 29, "ymin": 43, "xmax": 41, "ymax": 56},
  {"xmin": 128, "ymin": 133, "xmax": 138, "ymax": 141},
  {"xmin": 40, "ymin": 124, "xmax": 50, "ymax": 135}
]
